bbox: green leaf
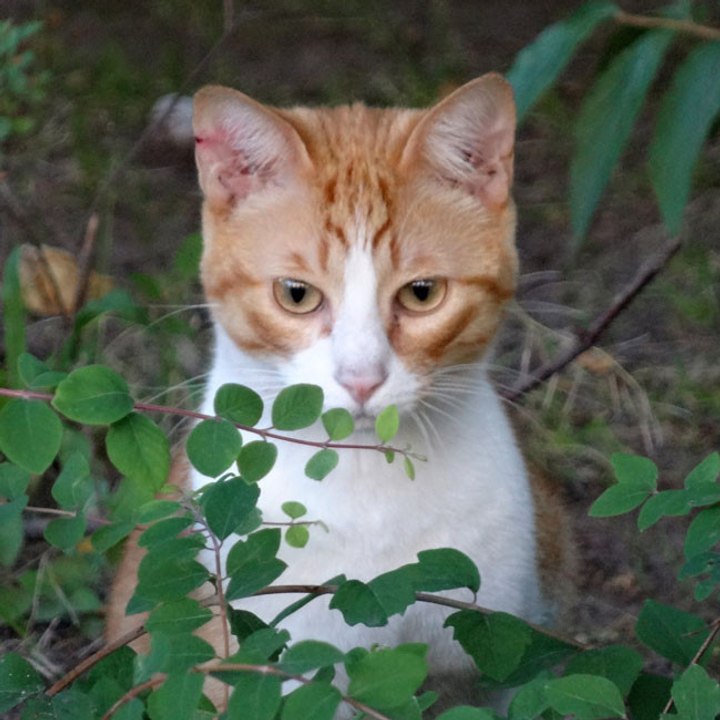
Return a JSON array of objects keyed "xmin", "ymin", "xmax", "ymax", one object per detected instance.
[
  {"xmin": 570, "ymin": 30, "xmax": 674, "ymax": 240},
  {"xmin": 627, "ymin": 673, "xmax": 672, "ymax": 720},
  {"xmin": 437, "ymin": 709, "xmax": 497, "ymax": 720},
  {"xmin": 589, "ymin": 460, "xmax": 656, "ymax": 517},
  {"xmin": 136, "ymin": 548, "xmax": 209, "ymax": 603},
  {"xmin": 305, "ymin": 449, "xmax": 339, "ymax": 481},
  {"xmin": 445, "ymin": 611, "xmax": 531, "ymax": 682},
  {"xmin": 375, "ymin": 404, "xmax": 399, "ymax": 443},
  {"xmin": 2, "ymin": 247, "xmax": 26, "ymax": 389},
  {"xmin": 52, "ymin": 365, "xmax": 134, "ymax": 425},
  {"xmin": 0, "ymin": 462, "xmax": 30, "ymax": 499},
  {"xmin": 508, "ymin": 671, "xmax": 553, "ymax": 720},
  {"xmin": 330, "ymin": 579, "xmax": 389, "ymax": 627},
  {"xmin": 238, "ymin": 441, "xmax": 278, "ymax": 482},
  {"xmin": 649, "ymin": 42, "xmax": 720, "ymax": 234},
  {"xmin": 18, "ymin": 353, "xmax": 66, "ymax": 390},
  {"xmin": 186, "ymin": 418, "xmax": 241, "ymax": 477},
  {"xmin": 0, "ymin": 499, "xmax": 24, "ymax": 566},
  {"xmin": 91, "ymin": 521, "xmax": 134, "ymax": 553},
  {"xmin": 414, "ymin": 548, "xmax": 481, "ymax": 594},
  {"xmin": 214, "ymin": 383, "xmax": 264, "ymax": 426},
  {"xmin": 232, "ymin": 627, "xmax": 290, "ymax": 664},
  {"xmin": 225, "ymin": 530, "xmax": 287, "ymax": 601},
  {"xmin": 637, "ymin": 490, "xmax": 691, "ymax": 531},
  {"xmin": 147, "ymin": 672, "xmax": 205, "ymax": 720},
  {"xmin": 135, "ymin": 500, "xmax": 182, "ymax": 524},
  {"xmin": 565, "ymin": 645, "xmax": 643, "ymax": 696},
  {"xmin": 271, "ymin": 384, "xmax": 324, "ymax": 430},
  {"xmin": 138, "ymin": 633, "xmax": 215, "ymax": 678},
  {"xmin": 281, "ymin": 682, "xmax": 342, "ymax": 720},
  {"xmin": 137, "ymin": 517, "xmax": 194, "ymax": 549},
  {"xmin": 226, "ymin": 672, "xmax": 281, "ymax": 720},
  {"xmin": 0, "ymin": 399, "xmax": 62, "ymax": 474},
  {"xmin": 611, "ymin": 453, "xmax": 658, "ymax": 486},
  {"xmin": 145, "ymin": 598, "xmax": 213, "ymax": 635},
  {"xmin": 282, "ymin": 501, "xmax": 307, "ymax": 520},
  {"xmin": 544, "ymin": 674, "xmax": 626, "ymax": 720},
  {"xmin": 635, "ymin": 599, "xmax": 708, "ymax": 665},
  {"xmin": 685, "ymin": 506, "xmax": 720, "ymax": 559},
  {"xmin": 285, "ymin": 524, "xmax": 310, "ymax": 549},
  {"xmin": 202, "ymin": 476, "xmax": 260, "ymax": 540},
  {"xmin": 322, "ymin": 408, "xmax": 354, "ymax": 440},
  {"xmin": 685, "ymin": 453, "xmax": 720, "ymax": 489},
  {"xmin": 51, "ymin": 451, "xmax": 91, "ymax": 509},
  {"xmin": 279, "ymin": 641, "xmax": 345, "ymax": 675},
  {"xmin": 368, "ymin": 566, "xmax": 417, "ymax": 617},
  {"xmin": 403, "ymin": 456, "xmax": 416, "ymax": 480},
  {"xmin": 671, "ymin": 665, "xmax": 720, "ymax": 720},
  {"xmin": 507, "ymin": 1, "xmax": 618, "ymax": 121},
  {"xmin": 44, "ymin": 512, "xmax": 86, "ymax": 550},
  {"xmin": 0, "ymin": 652, "xmax": 44, "ymax": 713},
  {"xmin": 106, "ymin": 412, "xmax": 170, "ymax": 490}
]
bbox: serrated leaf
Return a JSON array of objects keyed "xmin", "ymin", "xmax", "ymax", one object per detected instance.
[
  {"xmin": 285, "ymin": 524, "xmax": 310, "ymax": 548},
  {"xmin": 44, "ymin": 512, "xmax": 86, "ymax": 550},
  {"xmin": 106, "ymin": 412, "xmax": 170, "ymax": 490},
  {"xmin": 214, "ymin": 383, "xmax": 264, "ymax": 426},
  {"xmin": 271, "ymin": 384, "xmax": 323, "ymax": 430},
  {"xmin": 375, "ymin": 404, "xmax": 399, "ymax": 443},
  {"xmin": 238, "ymin": 441, "xmax": 277, "ymax": 482},
  {"xmin": 52, "ymin": 365, "xmax": 134, "ymax": 425},
  {"xmin": 545, "ymin": 674, "xmax": 626, "ymax": 720},
  {"xmin": 672, "ymin": 664, "xmax": 720, "ymax": 720},
  {"xmin": 0, "ymin": 652, "xmax": 44, "ymax": 712},
  {"xmin": 186, "ymin": 418, "xmax": 241, "ymax": 477},
  {"xmin": 565, "ymin": 645, "xmax": 644, "ymax": 696},
  {"xmin": 330, "ymin": 580, "xmax": 389, "ymax": 627},
  {"xmin": 0, "ymin": 399, "xmax": 62, "ymax": 474},
  {"xmin": 685, "ymin": 506, "xmax": 720, "ymax": 559},
  {"xmin": 507, "ymin": 1, "xmax": 618, "ymax": 121},
  {"xmin": 202, "ymin": 476, "xmax": 260, "ymax": 540},
  {"xmin": 637, "ymin": 490, "xmax": 691, "ymax": 531},
  {"xmin": 305, "ymin": 449, "xmax": 339, "ymax": 481},
  {"xmin": 445, "ymin": 611, "xmax": 531, "ymax": 682},
  {"xmin": 571, "ymin": 30, "xmax": 674, "ymax": 240},
  {"xmin": 635, "ymin": 599, "xmax": 707, "ymax": 665},
  {"xmin": 51, "ymin": 451, "xmax": 91, "ymax": 509},
  {"xmin": 347, "ymin": 645, "xmax": 428, "ymax": 710},
  {"xmin": 145, "ymin": 598, "xmax": 213, "ymax": 635},
  {"xmin": 649, "ymin": 42, "xmax": 720, "ymax": 234},
  {"xmin": 685, "ymin": 453, "xmax": 720, "ymax": 489},
  {"xmin": 226, "ymin": 672, "xmax": 281, "ymax": 720},
  {"xmin": 282, "ymin": 501, "xmax": 307, "ymax": 520},
  {"xmin": 322, "ymin": 408, "xmax": 354, "ymax": 441},
  {"xmin": 279, "ymin": 641, "xmax": 345, "ymax": 675},
  {"xmin": 147, "ymin": 671, "xmax": 205, "ymax": 720},
  {"xmin": 281, "ymin": 682, "xmax": 342, "ymax": 720}
]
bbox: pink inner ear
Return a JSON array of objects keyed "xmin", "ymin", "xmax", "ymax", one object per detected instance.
[
  {"xmin": 195, "ymin": 130, "xmax": 259, "ymax": 203},
  {"xmin": 465, "ymin": 142, "xmax": 513, "ymax": 210}
]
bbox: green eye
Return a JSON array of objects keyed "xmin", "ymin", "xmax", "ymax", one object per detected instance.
[
  {"xmin": 273, "ymin": 278, "xmax": 323, "ymax": 314},
  {"xmin": 397, "ymin": 278, "xmax": 447, "ymax": 313}
]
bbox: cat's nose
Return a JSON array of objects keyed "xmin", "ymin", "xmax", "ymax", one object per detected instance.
[{"xmin": 335, "ymin": 368, "xmax": 387, "ymax": 406}]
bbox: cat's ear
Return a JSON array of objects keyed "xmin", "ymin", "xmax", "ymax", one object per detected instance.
[
  {"xmin": 193, "ymin": 86, "xmax": 312, "ymax": 208},
  {"xmin": 401, "ymin": 73, "xmax": 515, "ymax": 211}
]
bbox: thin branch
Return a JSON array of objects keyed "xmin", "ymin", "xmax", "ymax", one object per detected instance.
[
  {"xmin": 503, "ymin": 235, "xmax": 682, "ymax": 403},
  {"xmin": 615, "ymin": 9, "xmax": 720, "ymax": 42},
  {"xmin": 72, "ymin": 213, "xmax": 100, "ymax": 314},
  {"xmin": 102, "ymin": 676, "xmax": 164, "ymax": 720}
]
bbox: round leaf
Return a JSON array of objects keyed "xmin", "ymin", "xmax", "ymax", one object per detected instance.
[
  {"xmin": 214, "ymin": 383, "xmax": 264, "ymax": 426},
  {"xmin": 305, "ymin": 449, "xmax": 339, "ymax": 481},
  {"xmin": 202, "ymin": 476, "xmax": 260, "ymax": 540},
  {"xmin": 285, "ymin": 524, "xmax": 310, "ymax": 548},
  {"xmin": 186, "ymin": 418, "xmax": 241, "ymax": 477},
  {"xmin": 238, "ymin": 441, "xmax": 278, "ymax": 482},
  {"xmin": 271, "ymin": 384, "xmax": 323, "ymax": 430},
  {"xmin": 375, "ymin": 405, "xmax": 399, "ymax": 443},
  {"xmin": 321, "ymin": 408, "xmax": 354, "ymax": 441},
  {"xmin": 0, "ymin": 399, "xmax": 62, "ymax": 474},
  {"xmin": 52, "ymin": 365, "xmax": 134, "ymax": 425},
  {"xmin": 281, "ymin": 501, "xmax": 307, "ymax": 520},
  {"xmin": 544, "ymin": 674, "xmax": 626, "ymax": 720}
]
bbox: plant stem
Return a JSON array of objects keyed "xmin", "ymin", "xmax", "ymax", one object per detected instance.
[
  {"xmin": 101, "ymin": 677, "xmax": 164, "ymax": 719},
  {"xmin": 615, "ymin": 9, "xmax": 720, "ymax": 42}
]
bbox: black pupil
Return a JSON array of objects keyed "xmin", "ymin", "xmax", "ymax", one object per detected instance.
[
  {"xmin": 412, "ymin": 281, "xmax": 432, "ymax": 302},
  {"xmin": 288, "ymin": 283, "xmax": 307, "ymax": 304}
]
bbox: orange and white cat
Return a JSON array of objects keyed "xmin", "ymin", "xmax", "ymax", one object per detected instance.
[{"xmin": 108, "ymin": 73, "xmax": 572, "ymax": 711}]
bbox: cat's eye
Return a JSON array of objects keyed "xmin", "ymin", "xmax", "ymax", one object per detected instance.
[
  {"xmin": 273, "ymin": 278, "xmax": 323, "ymax": 314},
  {"xmin": 396, "ymin": 278, "xmax": 447, "ymax": 313}
]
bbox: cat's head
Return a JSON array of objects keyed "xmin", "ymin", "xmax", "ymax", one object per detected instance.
[{"xmin": 193, "ymin": 74, "xmax": 517, "ymax": 420}]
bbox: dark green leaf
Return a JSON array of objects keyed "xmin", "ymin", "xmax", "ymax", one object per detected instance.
[
  {"xmin": 18, "ymin": 353, "xmax": 66, "ymax": 390},
  {"xmin": 589, "ymin": 483, "xmax": 653, "ymax": 518},
  {"xmin": 238, "ymin": 441, "xmax": 277, "ymax": 482},
  {"xmin": 637, "ymin": 490, "xmax": 691, "ymax": 531},
  {"xmin": 106, "ymin": 413, "xmax": 170, "ymax": 490},
  {"xmin": 136, "ymin": 550, "xmax": 208, "ymax": 602},
  {"xmin": 228, "ymin": 609, "xmax": 269, "ymax": 643},
  {"xmin": 685, "ymin": 453, "xmax": 720, "ymax": 489},
  {"xmin": 137, "ymin": 517, "xmax": 194, "ymax": 549},
  {"xmin": 649, "ymin": 43, "xmax": 720, "ymax": 234},
  {"xmin": 347, "ymin": 645, "xmax": 427, "ymax": 710},
  {"xmin": 507, "ymin": 1, "xmax": 618, "ymax": 121},
  {"xmin": 414, "ymin": 548, "xmax": 481, "ymax": 594},
  {"xmin": 635, "ymin": 599, "xmax": 708, "ymax": 665},
  {"xmin": 225, "ymin": 672, "xmax": 281, "ymax": 720},
  {"xmin": 445, "ymin": 611, "xmax": 531, "ymax": 682},
  {"xmin": 271, "ymin": 384, "xmax": 323, "ymax": 430},
  {"xmin": 322, "ymin": 408, "xmax": 354, "ymax": 441},
  {"xmin": 139, "ymin": 633, "xmax": 215, "ymax": 678},
  {"xmin": 0, "ymin": 652, "xmax": 44, "ymax": 713},
  {"xmin": 507, "ymin": 671, "xmax": 553, "ymax": 719},
  {"xmin": 436, "ymin": 709, "xmax": 497, "ymax": 720},
  {"xmin": 671, "ymin": 665, "xmax": 720, "ymax": 720},
  {"xmin": 368, "ymin": 566, "xmax": 417, "ymax": 617},
  {"xmin": 202, "ymin": 476, "xmax": 260, "ymax": 540},
  {"xmin": 147, "ymin": 672, "xmax": 205, "ymax": 720},
  {"xmin": 285, "ymin": 525, "xmax": 310, "ymax": 548},
  {"xmin": 0, "ymin": 500, "xmax": 24, "ymax": 566},
  {"xmin": 51, "ymin": 451, "xmax": 91, "ymax": 509},
  {"xmin": 330, "ymin": 579, "xmax": 388, "ymax": 627},
  {"xmin": 214, "ymin": 383, "xmax": 264, "ymax": 427},
  {"xmin": 186, "ymin": 418, "xmax": 241, "ymax": 477},
  {"xmin": 0, "ymin": 399, "xmax": 62, "ymax": 474},
  {"xmin": 565, "ymin": 645, "xmax": 643, "ymax": 695},
  {"xmin": 52, "ymin": 365, "xmax": 134, "ymax": 425},
  {"xmin": 570, "ymin": 30, "xmax": 674, "ymax": 240},
  {"xmin": 135, "ymin": 500, "xmax": 182, "ymax": 524},
  {"xmin": 145, "ymin": 598, "xmax": 213, "ymax": 635},
  {"xmin": 627, "ymin": 673, "xmax": 672, "ymax": 720},
  {"xmin": 544, "ymin": 674, "xmax": 625, "ymax": 720},
  {"xmin": 0, "ymin": 462, "xmax": 30, "ymax": 499},
  {"xmin": 2, "ymin": 248, "xmax": 25, "ymax": 389},
  {"xmin": 281, "ymin": 682, "xmax": 342, "ymax": 720},
  {"xmin": 281, "ymin": 501, "xmax": 307, "ymax": 520},
  {"xmin": 375, "ymin": 404, "xmax": 399, "ymax": 443},
  {"xmin": 225, "ymin": 530, "xmax": 287, "ymax": 601},
  {"xmin": 44, "ymin": 512, "xmax": 86, "ymax": 550},
  {"xmin": 305, "ymin": 449, "xmax": 339, "ymax": 481},
  {"xmin": 279, "ymin": 641, "xmax": 345, "ymax": 675},
  {"xmin": 233, "ymin": 627, "xmax": 290, "ymax": 664},
  {"xmin": 91, "ymin": 521, "xmax": 134, "ymax": 553},
  {"xmin": 685, "ymin": 506, "xmax": 720, "ymax": 559}
]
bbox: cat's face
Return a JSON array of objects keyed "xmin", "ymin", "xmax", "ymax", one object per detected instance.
[{"xmin": 193, "ymin": 75, "xmax": 517, "ymax": 419}]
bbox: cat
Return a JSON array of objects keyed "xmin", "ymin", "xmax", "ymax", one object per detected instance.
[{"xmin": 107, "ymin": 73, "xmax": 573, "ymax": 714}]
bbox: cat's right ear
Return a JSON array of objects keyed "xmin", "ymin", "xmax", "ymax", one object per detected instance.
[{"xmin": 193, "ymin": 86, "xmax": 312, "ymax": 209}]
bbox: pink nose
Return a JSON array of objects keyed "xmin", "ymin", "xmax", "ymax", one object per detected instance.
[{"xmin": 336, "ymin": 369, "xmax": 387, "ymax": 405}]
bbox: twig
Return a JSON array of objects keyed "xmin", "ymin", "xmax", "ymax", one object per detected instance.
[
  {"xmin": 615, "ymin": 9, "xmax": 720, "ymax": 42},
  {"xmin": 503, "ymin": 235, "xmax": 682, "ymax": 403},
  {"xmin": 72, "ymin": 213, "xmax": 100, "ymax": 314},
  {"xmin": 101, "ymin": 676, "xmax": 164, "ymax": 720}
]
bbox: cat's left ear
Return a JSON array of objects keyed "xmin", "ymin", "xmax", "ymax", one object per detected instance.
[{"xmin": 401, "ymin": 73, "xmax": 515, "ymax": 211}]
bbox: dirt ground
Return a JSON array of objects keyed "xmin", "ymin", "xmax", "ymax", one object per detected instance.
[{"xmin": 2, "ymin": 0, "xmax": 720, "ymax": 695}]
